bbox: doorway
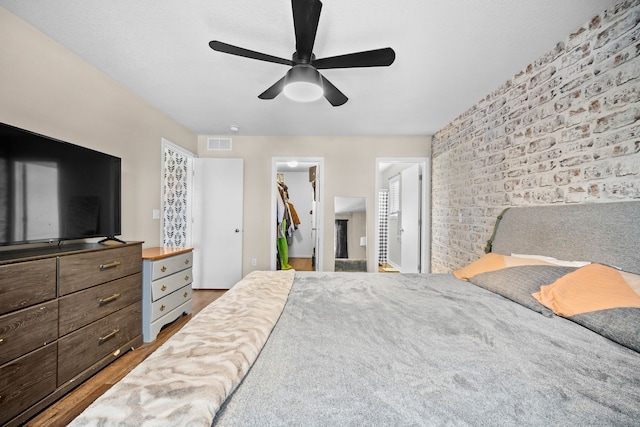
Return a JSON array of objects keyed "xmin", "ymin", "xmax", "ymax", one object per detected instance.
[
  {"xmin": 271, "ymin": 157, "xmax": 324, "ymax": 272},
  {"xmin": 375, "ymin": 158, "xmax": 430, "ymax": 273},
  {"xmin": 334, "ymin": 196, "xmax": 367, "ymax": 272}
]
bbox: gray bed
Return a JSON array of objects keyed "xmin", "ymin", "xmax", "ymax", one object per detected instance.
[
  {"xmin": 72, "ymin": 201, "xmax": 640, "ymax": 426},
  {"xmin": 214, "ymin": 201, "xmax": 640, "ymax": 426}
]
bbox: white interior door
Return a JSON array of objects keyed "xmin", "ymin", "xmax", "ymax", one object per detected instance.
[
  {"xmin": 400, "ymin": 164, "xmax": 421, "ymax": 273},
  {"xmin": 192, "ymin": 158, "xmax": 244, "ymax": 289}
]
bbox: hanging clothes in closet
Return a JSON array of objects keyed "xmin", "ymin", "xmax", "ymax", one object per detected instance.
[{"xmin": 276, "ymin": 181, "xmax": 300, "ymax": 270}]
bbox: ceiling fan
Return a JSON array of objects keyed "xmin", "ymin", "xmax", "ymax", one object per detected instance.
[{"xmin": 209, "ymin": 0, "xmax": 395, "ymax": 106}]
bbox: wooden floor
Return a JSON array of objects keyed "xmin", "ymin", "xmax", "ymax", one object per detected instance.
[
  {"xmin": 379, "ymin": 263, "xmax": 400, "ymax": 273},
  {"xmin": 25, "ymin": 289, "xmax": 226, "ymax": 427},
  {"xmin": 288, "ymin": 257, "xmax": 314, "ymax": 271},
  {"xmin": 289, "ymin": 257, "xmax": 399, "ymax": 273}
]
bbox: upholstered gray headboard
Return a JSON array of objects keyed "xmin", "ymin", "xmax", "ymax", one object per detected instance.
[{"xmin": 491, "ymin": 201, "xmax": 640, "ymax": 274}]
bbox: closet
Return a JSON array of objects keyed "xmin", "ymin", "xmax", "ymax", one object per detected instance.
[{"xmin": 275, "ymin": 166, "xmax": 317, "ymax": 271}]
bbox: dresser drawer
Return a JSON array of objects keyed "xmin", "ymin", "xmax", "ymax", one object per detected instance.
[
  {"xmin": 151, "ymin": 267, "xmax": 193, "ymax": 302},
  {"xmin": 59, "ymin": 245, "xmax": 142, "ymax": 295},
  {"xmin": 150, "ymin": 251, "xmax": 193, "ymax": 281},
  {"xmin": 151, "ymin": 285, "xmax": 192, "ymax": 322},
  {"xmin": 0, "ymin": 343, "xmax": 57, "ymax": 426},
  {"xmin": 58, "ymin": 273, "xmax": 142, "ymax": 336},
  {"xmin": 0, "ymin": 301, "xmax": 58, "ymax": 366},
  {"xmin": 0, "ymin": 258, "xmax": 56, "ymax": 316},
  {"xmin": 57, "ymin": 302, "xmax": 142, "ymax": 385}
]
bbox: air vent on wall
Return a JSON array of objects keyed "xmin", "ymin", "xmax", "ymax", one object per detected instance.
[{"xmin": 207, "ymin": 138, "xmax": 232, "ymax": 151}]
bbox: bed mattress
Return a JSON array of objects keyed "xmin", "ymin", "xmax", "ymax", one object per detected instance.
[{"xmin": 213, "ymin": 272, "xmax": 640, "ymax": 426}]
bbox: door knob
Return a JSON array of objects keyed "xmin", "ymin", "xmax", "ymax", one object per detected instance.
[{"xmin": 235, "ymin": 228, "xmax": 240, "ymax": 233}]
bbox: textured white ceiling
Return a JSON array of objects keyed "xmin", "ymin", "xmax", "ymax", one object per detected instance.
[{"xmin": 0, "ymin": 0, "xmax": 616, "ymax": 136}]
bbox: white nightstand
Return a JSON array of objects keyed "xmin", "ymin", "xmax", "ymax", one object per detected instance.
[{"xmin": 141, "ymin": 247, "xmax": 193, "ymax": 342}]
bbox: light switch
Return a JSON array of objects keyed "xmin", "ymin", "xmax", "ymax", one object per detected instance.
[{"xmin": 153, "ymin": 209, "xmax": 160, "ymax": 220}]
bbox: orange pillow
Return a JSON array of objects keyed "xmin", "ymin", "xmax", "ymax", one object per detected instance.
[
  {"xmin": 453, "ymin": 253, "xmax": 554, "ymax": 280},
  {"xmin": 532, "ymin": 264, "xmax": 640, "ymax": 317}
]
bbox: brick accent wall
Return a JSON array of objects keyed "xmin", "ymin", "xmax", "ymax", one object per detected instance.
[{"xmin": 431, "ymin": 1, "xmax": 640, "ymax": 273}]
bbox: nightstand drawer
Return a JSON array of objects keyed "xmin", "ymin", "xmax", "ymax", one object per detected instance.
[
  {"xmin": 150, "ymin": 252, "xmax": 193, "ymax": 281},
  {"xmin": 57, "ymin": 302, "xmax": 142, "ymax": 385},
  {"xmin": 151, "ymin": 285, "xmax": 192, "ymax": 322},
  {"xmin": 0, "ymin": 258, "xmax": 56, "ymax": 316},
  {"xmin": 0, "ymin": 301, "xmax": 58, "ymax": 366},
  {"xmin": 58, "ymin": 273, "xmax": 142, "ymax": 336},
  {"xmin": 151, "ymin": 267, "xmax": 193, "ymax": 301},
  {"xmin": 59, "ymin": 245, "xmax": 142, "ymax": 295}
]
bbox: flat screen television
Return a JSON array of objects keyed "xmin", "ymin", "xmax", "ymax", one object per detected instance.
[{"xmin": 0, "ymin": 122, "xmax": 121, "ymax": 246}]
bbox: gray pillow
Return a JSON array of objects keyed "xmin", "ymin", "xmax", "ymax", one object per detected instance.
[
  {"xmin": 569, "ymin": 307, "xmax": 640, "ymax": 353},
  {"xmin": 468, "ymin": 265, "xmax": 577, "ymax": 317}
]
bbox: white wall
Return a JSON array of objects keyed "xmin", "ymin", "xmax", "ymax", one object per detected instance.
[
  {"xmin": 0, "ymin": 7, "xmax": 197, "ymax": 248},
  {"xmin": 281, "ymin": 171, "xmax": 314, "ymax": 258}
]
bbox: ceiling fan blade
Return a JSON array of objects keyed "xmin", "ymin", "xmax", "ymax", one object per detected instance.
[
  {"xmin": 292, "ymin": 0, "xmax": 322, "ymax": 63},
  {"xmin": 258, "ymin": 76, "xmax": 286, "ymax": 99},
  {"xmin": 313, "ymin": 47, "xmax": 396, "ymax": 69},
  {"xmin": 209, "ymin": 41, "xmax": 293, "ymax": 67},
  {"xmin": 320, "ymin": 75, "xmax": 348, "ymax": 106}
]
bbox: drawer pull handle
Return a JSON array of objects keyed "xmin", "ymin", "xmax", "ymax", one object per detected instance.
[
  {"xmin": 100, "ymin": 261, "xmax": 121, "ymax": 271},
  {"xmin": 183, "ymin": 291, "xmax": 188, "ymax": 298},
  {"xmin": 98, "ymin": 328, "xmax": 120, "ymax": 345},
  {"xmin": 161, "ymin": 285, "xmax": 167, "ymax": 292},
  {"xmin": 99, "ymin": 293, "xmax": 122, "ymax": 306},
  {"xmin": 184, "ymin": 259, "xmax": 190, "ymax": 265},
  {"xmin": 161, "ymin": 266, "xmax": 167, "ymax": 272},
  {"xmin": 160, "ymin": 304, "xmax": 166, "ymax": 312},
  {"xmin": 184, "ymin": 275, "xmax": 190, "ymax": 281}
]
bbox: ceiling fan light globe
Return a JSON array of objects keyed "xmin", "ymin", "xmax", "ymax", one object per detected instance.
[
  {"xmin": 283, "ymin": 82, "xmax": 323, "ymax": 102},
  {"xmin": 283, "ymin": 65, "xmax": 324, "ymax": 102}
]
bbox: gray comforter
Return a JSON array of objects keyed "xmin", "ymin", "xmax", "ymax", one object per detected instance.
[{"xmin": 214, "ymin": 272, "xmax": 640, "ymax": 426}]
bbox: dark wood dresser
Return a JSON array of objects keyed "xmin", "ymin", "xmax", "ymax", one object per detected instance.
[{"xmin": 0, "ymin": 242, "xmax": 143, "ymax": 426}]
